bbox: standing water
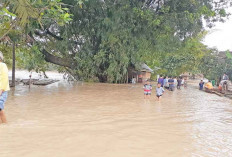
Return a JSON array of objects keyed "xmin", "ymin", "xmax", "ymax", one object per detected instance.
[{"xmin": 0, "ymin": 82, "xmax": 232, "ymax": 157}]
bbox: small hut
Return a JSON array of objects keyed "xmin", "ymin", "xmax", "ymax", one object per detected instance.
[
  {"xmin": 181, "ymin": 72, "xmax": 192, "ymax": 80},
  {"xmin": 128, "ymin": 63, "xmax": 153, "ymax": 83}
]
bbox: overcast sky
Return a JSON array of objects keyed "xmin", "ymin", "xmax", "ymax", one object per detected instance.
[{"xmin": 203, "ymin": 9, "xmax": 232, "ymax": 51}]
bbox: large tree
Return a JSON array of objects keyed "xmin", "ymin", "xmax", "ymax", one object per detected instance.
[{"xmin": 0, "ymin": 0, "xmax": 230, "ymax": 82}]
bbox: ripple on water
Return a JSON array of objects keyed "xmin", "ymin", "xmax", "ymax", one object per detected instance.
[{"xmin": 1, "ymin": 83, "xmax": 232, "ymax": 157}]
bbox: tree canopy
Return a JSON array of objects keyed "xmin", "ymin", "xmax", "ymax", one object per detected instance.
[{"xmin": 0, "ymin": 0, "xmax": 231, "ymax": 82}]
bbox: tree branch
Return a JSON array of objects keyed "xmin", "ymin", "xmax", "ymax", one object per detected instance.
[
  {"xmin": 41, "ymin": 49, "xmax": 73, "ymax": 68},
  {"xmin": 46, "ymin": 28, "xmax": 63, "ymax": 40},
  {"xmin": 0, "ymin": 19, "xmax": 17, "ymax": 41},
  {"xmin": 34, "ymin": 29, "xmax": 47, "ymax": 37},
  {"xmin": 34, "ymin": 29, "xmax": 63, "ymax": 40}
]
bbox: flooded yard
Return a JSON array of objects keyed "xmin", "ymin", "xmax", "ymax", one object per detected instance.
[{"xmin": 1, "ymin": 82, "xmax": 232, "ymax": 157}]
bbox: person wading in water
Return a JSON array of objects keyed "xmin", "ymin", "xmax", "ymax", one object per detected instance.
[
  {"xmin": 168, "ymin": 77, "xmax": 175, "ymax": 91},
  {"xmin": 177, "ymin": 77, "xmax": 182, "ymax": 90},
  {"xmin": 0, "ymin": 51, "xmax": 10, "ymax": 124},
  {"xmin": 158, "ymin": 75, "xmax": 164, "ymax": 87},
  {"xmin": 143, "ymin": 80, "xmax": 152, "ymax": 99},
  {"xmin": 156, "ymin": 83, "xmax": 165, "ymax": 101}
]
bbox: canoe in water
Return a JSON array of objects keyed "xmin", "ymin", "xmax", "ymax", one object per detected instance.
[{"xmin": 33, "ymin": 79, "xmax": 59, "ymax": 85}]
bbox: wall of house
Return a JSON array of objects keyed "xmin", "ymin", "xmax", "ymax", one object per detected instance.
[
  {"xmin": 128, "ymin": 69, "xmax": 138, "ymax": 83},
  {"xmin": 145, "ymin": 72, "xmax": 151, "ymax": 80},
  {"xmin": 128, "ymin": 69, "xmax": 152, "ymax": 83},
  {"xmin": 141, "ymin": 71, "xmax": 151, "ymax": 82}
]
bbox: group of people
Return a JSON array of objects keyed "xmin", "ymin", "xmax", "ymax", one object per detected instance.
[
  {"xmin": 158, "ymin": 75, "xmax": 187, "ymax": 91},
  {"xmin": 143, "ymin": 75, "xmax": 187, "ymax": 101},
  {"xmin": 143, "ymin": 80, "xmax": 164, "ymax": 101},
  {"xmin": 199, "ymin": 80, "xmax": 214, "ymax": 91},
  {"xmin": 199, "ymin": 73, "xmax": 230, "ymax": 92}
]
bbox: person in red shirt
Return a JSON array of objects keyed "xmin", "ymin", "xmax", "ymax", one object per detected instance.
[{"xmin": 143, "ymin": 80, "xmax": 152, "ymax": 99}]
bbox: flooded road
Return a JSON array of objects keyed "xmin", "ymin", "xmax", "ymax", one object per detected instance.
[{"xmin": 1, "ymin": 82, "xmax": 232, "ymax": 157}]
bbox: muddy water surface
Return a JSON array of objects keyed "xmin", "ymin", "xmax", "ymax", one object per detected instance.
[{"xmin": 1, "ymin": 82, "xmax": 232, "ymax": 157}]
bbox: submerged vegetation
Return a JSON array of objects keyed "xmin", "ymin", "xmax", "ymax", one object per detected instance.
[{"xmin": 0, "ymin": 0, "xmax": 231, "ymax": 83}]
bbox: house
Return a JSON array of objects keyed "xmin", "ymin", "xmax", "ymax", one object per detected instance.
[
  {"xmin": 128, "ymin": 63, "xmax": 154, "ymax": 83},
  {"xmin": 180, "ymin": 72, "xmax": 192, "ymax": 80}
]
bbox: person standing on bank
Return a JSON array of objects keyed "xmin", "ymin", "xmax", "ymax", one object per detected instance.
[{"xmin": 0, "ymin": 52, "xmax": 10, "ymax": 124}]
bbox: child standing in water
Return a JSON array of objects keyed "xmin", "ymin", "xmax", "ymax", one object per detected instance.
[
  {"xmin": 143, "ymin": 80, "xmax": 152, "ymax": 99},
  {"xmin": 0, "ymin": 52, "xmax": 10, "ymax": 124},
  {"xmin": 156, "ymin": 83, "xmax": 164, "ymax": 101}
]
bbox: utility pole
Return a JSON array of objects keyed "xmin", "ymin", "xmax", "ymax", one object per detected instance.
[{"xmin": 12, "ymin": 41, "xmax": 16, "ymax": 87}]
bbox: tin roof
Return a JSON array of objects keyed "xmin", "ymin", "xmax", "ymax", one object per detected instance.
[{"xmin": 141, "ymin": 63, "xmax": 154, "ymax": 73}]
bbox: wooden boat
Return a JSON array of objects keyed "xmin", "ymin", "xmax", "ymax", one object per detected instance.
[
  {"xmin": 21, "ymin": 79, "xmax": 39, "ymax": 85},
  {"xmin": 33, "ymin": 79, "xmax": 59, "ymax": 85}
]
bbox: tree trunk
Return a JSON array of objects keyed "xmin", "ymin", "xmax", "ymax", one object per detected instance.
[
  {"xmin": 126, "ymin": 71, "xmax": 128, "ymax": 84},
  {"xmin": 11, "ymin": 42, "xmax": 16, "ymax": 87},
  {"xmin": 43, "ymin": 71, "xmax": 49, "ymax": 78},
  {"xmin": 97, "ymin": 75, "xmax": 107, "ymax": 83},
  {"xmin": 41, "ymin": 49, "xmax": 73, "ymax": 69}
]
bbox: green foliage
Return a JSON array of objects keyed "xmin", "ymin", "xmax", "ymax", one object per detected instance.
[
  {"xmin": 36, "ymin": 0, "xmax": 231, "ymax": 82},
  {"xmin": 0, "ymin": 0, "xmax": 73, "ymax": 37},
  {"xmin": 0, "ymin": 0, "xmax": 230, "ymax": 82},
  {"xmin": 17, "ymin": 45, "xmax": 49, "ymax": 72},
  {"xmin": 226, "ymin": 51, "xmax": 232, "ymax": 60},
  {"xmin": 0, "ymin": 0, "xmax": 74, "ymax": 73},
  {"xmin": 0, "ymin": 44, "xmax": 12, "ymax": 66},
  {"xmin": 199, "ymin": 50, "xmax": 232, "ymax": 80}
]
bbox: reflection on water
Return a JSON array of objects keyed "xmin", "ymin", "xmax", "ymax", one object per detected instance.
[{"xmin": 1, "ymin": 82, "xmax": 232, "ymax": 157}]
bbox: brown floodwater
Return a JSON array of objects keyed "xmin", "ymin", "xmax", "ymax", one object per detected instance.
[{"xmin": 0, "ymin": 82, "xmax": 232, "ymax": 157}]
